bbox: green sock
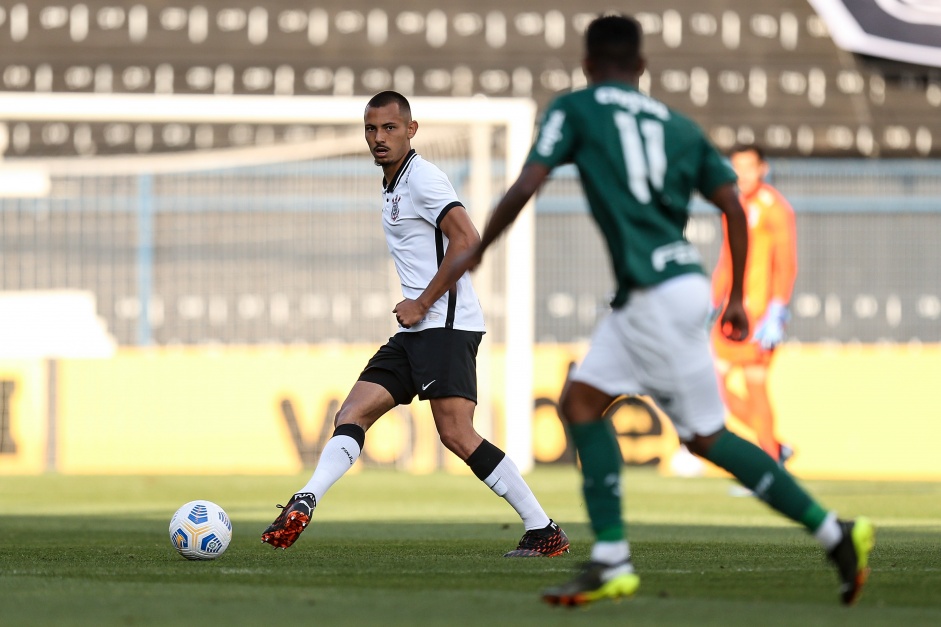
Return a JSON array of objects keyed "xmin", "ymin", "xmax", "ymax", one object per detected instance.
[
  {"xmin": 705, "ymin": 430, "xmax": 829, "ymax": 531},
  {"xmin": 568, "ymin": 420, "xmax": 624, "ymax": 542}
]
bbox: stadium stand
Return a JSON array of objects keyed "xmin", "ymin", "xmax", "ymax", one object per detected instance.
[
  {"xmin": 1, "ymin": 1, "xmax": 939, "ymax": 157},
  {"xmin": 2, "ymin": 1, "xmax": 940, "ymax": 347}
]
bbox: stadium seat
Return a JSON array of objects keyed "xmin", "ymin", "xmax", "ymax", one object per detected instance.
[{"xmin": 0, "ymin": 1, "xmax": 938, "ymax": 158}]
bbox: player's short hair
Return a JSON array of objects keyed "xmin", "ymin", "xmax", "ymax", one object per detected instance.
[
  {"xmin": 366, "ymin": 91, "xmax": 412, "ymax": 120},
  {"xmin": 729, "ymin": 143, "xmax": 767, "ymax": 161},
  {"xmin": 585, "ymin": 15, "xmax": 643, "ymax": 71}
]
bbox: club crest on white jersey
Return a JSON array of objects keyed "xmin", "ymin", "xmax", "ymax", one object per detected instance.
[{"xmin": 379, "ymin": 151, "xmax": 485, "ymax": 334}]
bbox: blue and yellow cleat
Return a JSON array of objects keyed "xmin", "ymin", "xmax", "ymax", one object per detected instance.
[
  {"xmin": 542, "ymin": 561, "xmax": 640, "ymax": 607},
  {"xmin": 828, "ymin": 516, "xmax": 875, "ymax": 605}
]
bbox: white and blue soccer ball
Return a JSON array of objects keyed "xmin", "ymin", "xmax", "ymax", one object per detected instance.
[{"xmin": 169, "ymin": 500, "xmax": 232, "ymax": 560}]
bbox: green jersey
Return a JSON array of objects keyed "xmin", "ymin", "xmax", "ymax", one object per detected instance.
[{"xmin": 528, "ymin": 81, "xmax": 736, "ymax": 307}]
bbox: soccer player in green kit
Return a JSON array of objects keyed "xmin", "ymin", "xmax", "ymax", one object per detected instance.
[{"xmin": 448, "ymin": 15, "xmax": 873, "ymax": 607}]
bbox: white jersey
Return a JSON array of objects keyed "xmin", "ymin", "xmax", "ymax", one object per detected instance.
[{"xmin": 380, "ymin": 150, "xmax": 485, "ymax": 333}]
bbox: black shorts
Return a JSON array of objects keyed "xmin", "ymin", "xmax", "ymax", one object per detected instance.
[{"xmin": 358, "ymin": 328, "xmax": 483, "ymax": 405}]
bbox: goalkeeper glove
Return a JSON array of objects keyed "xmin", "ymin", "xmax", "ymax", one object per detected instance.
[{"xmin": 752, "ymin": 299, "xmax": 789, "ymax": 350}]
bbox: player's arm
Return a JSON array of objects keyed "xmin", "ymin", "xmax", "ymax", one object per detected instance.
[
  {"xmin": 447, "ymin": 98, "xmax": 569, "ymax": 282},
  {"xmin": 709, "ymin": 183, "xmax": 749, "ymax": 341},
  {"xmin": 446, "ymin": 162, "xmax": 552, "ymax": 282},
  {"xmin": 770, "ymin": 197, "xmax": 798, "ymax": 303},
  {"xmin": 479, "ymin": 163, "xmax": 550, "ymax": 253},
  {"xmin": 393, "ymin": 205, "xmax": 479, "ymax": 328},
  {"xmin": 751, "ymin": 195, "xmax": 797, "ymax": 349},
  {"xmin": 711, "ymin": 217, "xmax": 733, "ymax": 306}
]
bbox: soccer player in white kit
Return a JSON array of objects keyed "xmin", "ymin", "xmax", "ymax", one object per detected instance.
[{"xmin": 262, "ymin": 91, "xmax": 569, "ymax": 559}]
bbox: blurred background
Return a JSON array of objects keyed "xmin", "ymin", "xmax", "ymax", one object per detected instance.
[{"xmin": 1, "ymin": 1, "xmax": 939, "ymax": 479}]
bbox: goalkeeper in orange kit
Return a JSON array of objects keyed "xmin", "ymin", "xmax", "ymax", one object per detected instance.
[{"xmin": 711, "ymin": 144, "xmax": 797, "ymax": 464}]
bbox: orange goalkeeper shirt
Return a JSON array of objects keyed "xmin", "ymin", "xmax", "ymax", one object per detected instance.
[{"xmin": 711, "ymin": 182, "xmax": 797, "ymax": 363}]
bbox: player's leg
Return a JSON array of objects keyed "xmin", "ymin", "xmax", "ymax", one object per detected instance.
[
  {"xmin": 261, "ymin": 380, "xmax": 396, "ymax": 549},
  {"xmin": 742, "ymin": 362, "xmax": 783, "ymax": 460},
  {"xmin": 428, "ymin": 395, "xmax": 482, "ymax": 459},
  {"xmin": 558, "ymin": 380, "xmax": 627, "ymax": 555},
  {"xmin": 429, "ymin": 395, "xmax": 568, "ymax": 557},
  {"xmin": 262, "ymin": 338, "xmax": 413, "ymax": 548},
  {"xmin": 658, "ymin": 275, "xmax": 873, "ymax": 604},
  {"xmin": 415, "ymin": 326, "xmax": 567, "ymax": 557},
  {"xmin": 688, "ymin": 428, "xmax": 873, "ymax": 603},
  {"xmin": 543, "ymin": 313, "xmax": 641, "ymax": 605},
  {"xmin": 716, "ymin": 354, "xmax": 788, "ymax": 464},
  {"xmin": 714, "ymin": 358, "xmax": 753, "ymax": 425},
  {"xmin": 297, "ymin": 380, "xmax": 396, "ymax": 500}
]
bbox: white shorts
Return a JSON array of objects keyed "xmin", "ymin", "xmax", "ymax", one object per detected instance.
[{"xmin": 570, "ymin": 273, "xmax": 726, "ymax": 441}]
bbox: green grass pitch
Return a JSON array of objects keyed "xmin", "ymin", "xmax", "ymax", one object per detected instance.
[{"xmin": 2, "ymin": 467, "xmax": 939, "ymax": 626}]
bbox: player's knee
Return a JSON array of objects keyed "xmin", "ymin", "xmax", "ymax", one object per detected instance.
[
  {"xmin": 685, "ymin": 438, "xmax": 708, "ymax": 458},
  {"xmin": 437, "ymin": 430, "xmax": 459, "ymax": 454},
  {"xmin": 334, "ymin": 405, "xmax": 367, "ymax": 430},
  {"xmin": 437, "ymin": 429, "xmax": 470, "ymax": 458},
  {"xmin": 558, "ymin": 392, "xmax": 578, "ymax": 425},
  {"xmin": 558, "ymin": 381, "xmax": 584, "ymax": 422},
  {"xmin": 333, "ymin": 406, "xmax": 350, "ymax": 428},
  {"xmin": 559, "ymin": 383, "xmax": 608, "ymax": 424},
  {"xmin": 686, "ymin": 429, "xmax": 725, "ymax": 457}
]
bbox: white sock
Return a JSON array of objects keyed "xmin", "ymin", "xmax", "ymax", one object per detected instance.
[
  {"xmin": 591, "ymin": 540, "xmax": 631, "ymax": 565},
  {"xmin": 298, "ymin": 434, "xmax": 362, "ymax": 501},
  {"xmin": 483, "ymin": 456, "xmax": 551, "ymax": 530},
  {"xmin": 814, "ymin": 511, "xmax": 842, "ymax": 551}
]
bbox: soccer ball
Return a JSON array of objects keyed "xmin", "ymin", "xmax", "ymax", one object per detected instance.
[{"xmin": 169, "ymin": 500, "xmax": 232, "ymax": 560}]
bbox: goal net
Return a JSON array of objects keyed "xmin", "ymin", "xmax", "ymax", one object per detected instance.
[{"xmin": 0, "ymin": 92, "xmax": 539, "ymax": 470}]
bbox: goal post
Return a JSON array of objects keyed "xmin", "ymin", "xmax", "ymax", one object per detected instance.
[{"xmin": 0, "ymin": 92, "xmax": 539, "ymax": 472}]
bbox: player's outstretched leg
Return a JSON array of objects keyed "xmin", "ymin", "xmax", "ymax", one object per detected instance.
[
  {"xmin": 463, "ymin": 439, "xmax": 569, "ymax": 557},
  {"xmin": 261, "ymin": 492, "xmax": 317, "ymax": 549},
  {"xmin": 542, "ymin": 418, "xmax": 636, "ymax": 606},
  {"xmin": 542, "ymin": 560, "xmax": 640, "ymax": 606},
  {"xmin": 260, "ymin": 423, "xmax": 365, "ymax": 549},
  {"xmin": 698, "ymin": 429, "xmax": 876, "ymax": 604},
  {"xmin": 828, "ymin": 517, "xmax": 875, "ymax": 605},
  {"xmin": 505, "ymin": 520, "xmax": 570, "ymax": 557}
]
